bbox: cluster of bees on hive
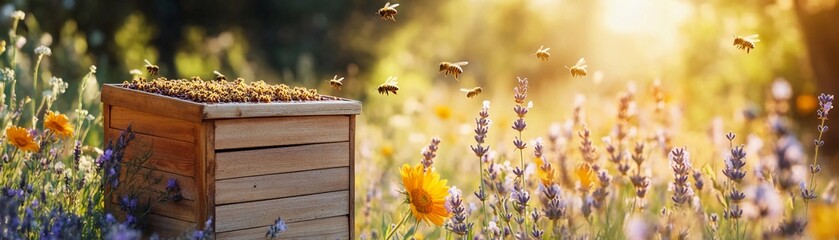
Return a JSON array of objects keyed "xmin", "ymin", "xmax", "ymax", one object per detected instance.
[
  {"xmin": 330, "ymin": 2, "xmax": 760, "ymax": 99},
  {"xmin": 123, "ymin": 61, "xmax": 321, "ymax": 103}
]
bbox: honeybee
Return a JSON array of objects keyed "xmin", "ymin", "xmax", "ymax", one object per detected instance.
[
  {"xmin": 733, "ymin": 34, "xmax": 759, "ymax": 53},
  {"xmin": 565, "ymin": 58, "xmax": 588, "ymax": 77},
  {"xmin": 329, "ymin": 75, "xmax": 345, "ymax": 90},
  {"xmin": 377, "ymin": 76, "xmax": 399, "ymax": 95},
  {"xmin": 214, "ymin": 70, "xmax": 226, "ymax": 81},
  {"xmin": 144, "ymin": 59, "xmax": 159, "ymax": 76},
  {"xmin": 378, "ymin": 2, "xmax": 400, "ymax": 21},
  {"xmin": 460, "ymin": 87, "xmax": 482, "ymax": 98},
  {"xmin": 439, "ymin": 61, "xmax": 468, "ymax": 80},
  {"xmin": 535, "ymin": 46, "xmax": 550, "ymax": 61}
]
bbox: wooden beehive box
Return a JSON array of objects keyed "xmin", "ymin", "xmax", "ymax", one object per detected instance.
[{"xmin": 101, "ymin": 84, "xmax": 361, "ymax": 239}]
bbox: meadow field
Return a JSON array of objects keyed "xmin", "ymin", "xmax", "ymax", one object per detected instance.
[{"xmin": 1, "ymin": 0, "xmax": 838, "ymax": 239}]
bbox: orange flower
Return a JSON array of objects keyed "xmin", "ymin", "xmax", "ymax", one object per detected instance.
[
  {"xmin": 6, "ymin": 126, "xmax": 39, "ymax": 152},
  {"xmin": 576, "ymin": 163, "xmax": 595, "ymax": 192},
  {"xmin": 796, "ymin": 94, "xmax": 818, "ymax": 115},
  {"xmin": 534, "ymin": 156, "xmax": 556, "ymax": 186},
  {"xmin": 45, "ymin": 111, "xmax": 74, "ymax": 138},
  {"xmin": 400, "ymin": 163, "xmax": 449, "ymax": 226}
]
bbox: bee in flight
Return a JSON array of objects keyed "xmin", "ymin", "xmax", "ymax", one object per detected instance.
[
  {"xmin": 733, "ymin": 34, "xmax": 759, "ymax": 53},
  {"xmin": 377, "ymin": 76, "xmax": 399, "ymax": 95},
  {"xmin": 439, "ymin": 61, "xmax": 468, "ymax": 80},
  {"xmin": 144, "ymin": 59, "xmax": 159, "ymax": 76},
  {"xmin": 329, "ymin": 75, "xmax": 345, "ymax": 90},
  {"xmin": 535, "ymin": 46, "xmax": 550, "ymax": 61},
  {"xmin": 378, "ymin": 2, "xmax": 400, "ymax": 21},
  {"xmin": 565, "ymin": 58, "xmax": 588, "ymax": 77},
  {"xmin": 214, "ymin": 70, "xmax": 226, "ymax": 81},
  {"xmin": 460, "ymin": 87, "xmax": 482, "ymax": 98}
]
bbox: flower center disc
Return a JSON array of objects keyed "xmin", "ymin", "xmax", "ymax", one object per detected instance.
[{"xmin": 410, "ymin": 189, "xmax": 433, "ymax": 213}]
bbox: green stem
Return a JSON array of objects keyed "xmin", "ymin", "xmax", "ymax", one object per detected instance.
[
  {"xmin": 478, "ymin": 157, "xmax": 489, "ymax": 237},
  {"xmin": 32, "ymin": 55, "xmax": 45, "ymax": 127},
  {"xmin": 805, "ymin": 118, "xmax": 827, "ymax": 216},
  {"xmin": 517, "ymin": 130, "xmax": 528, "ymax": 233},
  {"xmin": 384, "ymin": 212, "xmax": 411, "ymax": 240}
]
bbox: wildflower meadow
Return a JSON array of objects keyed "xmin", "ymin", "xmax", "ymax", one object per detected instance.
[{"xmin": 2, "ymin": 1, "xmax": 839, "ymax": 239}]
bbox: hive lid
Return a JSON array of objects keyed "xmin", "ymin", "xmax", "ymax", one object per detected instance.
[{"xmin": 102, "ymin": 84, "xmax": 361, "ymax": 122}]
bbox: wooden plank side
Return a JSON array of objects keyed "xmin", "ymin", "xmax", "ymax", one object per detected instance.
[
  {"xmin": 214, "ymin": 115, "xmax": 349, "ymax": 150},
  {"xmin": 143, "ymin": 213, "xmax": 196, "ymax": 238},
  {"xmin": 215, "ymin": 142, "xmax": 349, "ymax": 180},
  {"xmin": 101, "ymin": 84, "xmax": 204, "ymax": 122},
  {"xmin": 106, "ymin": 129, "xmax": 195, "ymax": 177},
  {"xmin": 215, "ymin": 167, "xmax": 349, "ymax": 204},
  {"xmin": 349, "ymin": 115, "xmax": 356, "ymax": 238},
  {"xmin": 203, "ymin": 100, "xmax": 362, "ymax": 119},
  {"xmin": 110, "ymin": 198, "xmax": 196, "ymax": 223},
  {"xmin": 202, "ymin": 121, "xmax": 216, "ymax": 232},
  {"xmin": 194, "ymin": 121, "xmax": 212, "ymax": 229},
  {"xmin": 215, "ymin": 191, "xmax": 350, "ymax": 232},
  {"xmin": 115, "ymin": 168, "xmax": 197, "ymax": 201},
  {"xmin": 216, "ymin": 216, "xmax": 349, "ymax": 240},
  {"xmin": 109, "ymin": 106, "xmax": 197, "ymax": 143}
]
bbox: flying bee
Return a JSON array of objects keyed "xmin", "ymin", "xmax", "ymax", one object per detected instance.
[
  {"xmin": 378, "ymin": 2, "xmax": 400, "ymax": 21},
  {"xmin": 377, "ymin": 76, "xmax": 399, "ymax": 95},
  {"xmin": 329, "ymin": 75, "xmax": 345, "ymax": 90},
  {"xmin": 214, "ymin": 70, "xmax": 226, "ymax": 81},
  {"xmin": 460, "ymin": 87, "xmax": 482, "ymax": 98},
  {"xmin": 733, "ymin": 34, "xmax": 759, "ymax": 54},
  {"xmin": 565, "ymin": 58, "xmax": 588, "ymax": 77},
  {"xmin": 439, "ymin": 61, "xmax": 468, "ymax": 80},
  {"xmin": 535, "ymin": 45, "xmax": 550, "ymax": 61},
  {"xmin": 144, "ymin": 59, "xmax": 159, "ymax": 76}
]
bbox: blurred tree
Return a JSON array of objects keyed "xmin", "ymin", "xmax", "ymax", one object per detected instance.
[{"xmin": 794, "ymin": 1, "xmax": 839, "ymax": 157}]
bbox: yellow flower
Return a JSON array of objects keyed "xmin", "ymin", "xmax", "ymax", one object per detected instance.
[
  {"xmin": 576, "ymin": 163, "xmax": 595, "ymax": 192},
  {"xmin": 45, "ymin": 111, "xmax": 74, "ymax": 138},
  {"xmin": 534, "ymin": 157, "xmax": 556, "ymax": 186},
  {"xmin": 810, "ymin": 202, "xmax": 839, "ymax": 239},
  {"xmin": 6, "ymin": 126, "xmax": 39, "ymax": 152},
  {"xmin": 434, "ymin": 105, "xmax": 451, "ymax": 120},
  {"xmin": 400, "ymin": 163, "xmax": 449, "ymax": 226},
  {"xmin": 380, "ymin": 143, "xmax": 394, "ymax": 158}
]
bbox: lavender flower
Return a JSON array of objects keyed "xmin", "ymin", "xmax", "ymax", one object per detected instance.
[
  {"xmin": 579, "ymin": 126, "xmax": 599, "ymax": 169},
  {"xmin": 420, "ymin": 137, "xmax": 441, "ymax": 171},
  {"xmin": 543, "ymin": 198, "xmax": 566, "ymax": 220},
  {"xmin": 266, "ymin": 217, "xmax": 288, "ymax": 239},
  {"xmin": 670, "ymin": 147, "xmax": 694, "ymax": 207},
  {"xmin": 510, "ymin": 186, "xmax": 531, "ymax": 215},
  {"xmin": 818, "ymin": 93, "xmax": 834, "ymax": 119},
  {"xmin": 445, "ymin": 186, "xmax": 472, "ymax": 236},
  {"xmin": 722, "ymin": 145, "xmax": 747, "ymax": 182},
  {"xmin": 592, "ymin": 170, "xmax": 611, "ymax": 209}
]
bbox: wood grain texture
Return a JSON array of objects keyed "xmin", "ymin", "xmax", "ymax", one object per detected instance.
[
  {"xmin": 348, "ymin": 115, "xmax": 356, "ymax": 238},
  {"xmin": 106, "ymin": 129, "xmax": 196, "ymax": 177},
  {"xmin": 214, "ymin": 115, "xmax": 349, "ymax": 150},
  {"xmin": 215, "ymin": 216, "xmax": 349, "ymax": 240},
  {"xmin": 115, "ymin": 168, "xmax": 197, "ymax": 201},
  {"xmin": 202, "ymin": 121, "xmax": 216, "ymax": 231},
  {"xmin": 216, "ymin": 167, "xmax": 349, "ymax": 204},
  {"xmin": 109, "ymin": 106, "xmax": 197, "ymax": 142},
  {"xmin": 215, "ymin": 191, "xmax": 350, "ymax": 232},
  {"xmin": 215, "ymin": 142, "xmax": 349, "ymax": 180},
  {"xmin": 143, "ymin": 214, "xmax": 196, "ymax": 238},
  {"xmin": 102, "ymin": 84, "xmax": 204, "ymax": 122},
  {"xmin": 203, "ymin": 100, "xmax": 361, "ymax": 119},
  {"xmin": 111, "ymin": 198, "xmax": 196, "ymax": 223}
]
